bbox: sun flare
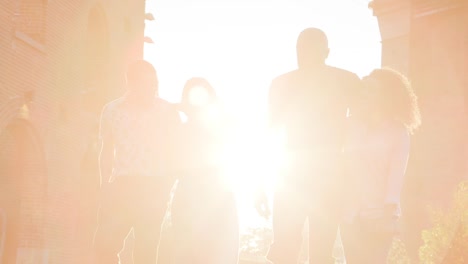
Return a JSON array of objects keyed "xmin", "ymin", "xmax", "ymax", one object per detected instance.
[
  {"xmin": 221, "ymin": 124, "xmax": 287, "ymax": 194},
  {"xmin": 145, "ymin": 0, "xmax": 381, "ymax": 228}
]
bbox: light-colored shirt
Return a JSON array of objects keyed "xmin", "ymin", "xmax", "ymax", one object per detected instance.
[
  {"xmin": 343, "ymin": 120, "xmax": 410, "ymax": 222},
  {"xmin": 99, "ymin": 96, "xmax": 176, "ymax": 178}
]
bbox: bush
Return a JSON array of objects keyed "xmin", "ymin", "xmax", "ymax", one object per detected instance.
[
  {"xmin": 388, "ymin": 238, "xmax": 412, "ymax": 264},
  {"xmin": 419, "ymin": 181, "xmax": 468, "ymax": 264}
]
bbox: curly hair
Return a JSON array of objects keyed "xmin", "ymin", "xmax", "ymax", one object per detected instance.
[{"xmin": 365, "ymin": 68, "xmax": 421, "ymax": 134}]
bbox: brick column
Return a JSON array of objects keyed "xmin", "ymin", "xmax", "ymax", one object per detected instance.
[{"xmin": 370, "ymin": 0, "xmax": 412, "ymax": 75}]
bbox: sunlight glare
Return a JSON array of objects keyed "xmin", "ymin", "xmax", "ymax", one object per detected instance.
[
  {"xmin": 221, "ymin": 125, "xmax": 287, "ymax": 193},
  {"xmin": 145, "ymin": 0, "xmax": 381, "ymax": 228},
  {"xmin": 188, "ymin": 85, "xmax": 211, "ymax": 107}
]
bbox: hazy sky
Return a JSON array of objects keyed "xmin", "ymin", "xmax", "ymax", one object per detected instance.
[{"xmin": 144, "ymin": 0, "xmax": 380, "ymax": 112}]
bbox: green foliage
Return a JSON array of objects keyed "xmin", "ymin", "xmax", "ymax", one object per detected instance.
[
  {"xmin": 419, "ymin": 181, "xmax": 468, "ymax": 264},
  {"xmin": 388, "ymin": 238, "xmax": 412, "ymax": 264}
]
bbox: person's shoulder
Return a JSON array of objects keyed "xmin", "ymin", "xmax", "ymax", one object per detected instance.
[
  {"xmin": 272, "ymin": 70, "xmax": 300, "ymax": 84},
  {"xmin": 154, "ymin": 98, "xmax": 181, "ymax": 122},
  {"xmin": 155, "ymin": 97, "xmax": 171, "ymax": 107},
  {"xmin": 270, "ymin": 70, "xmax": 301, "ymax": 95},
  {"xmin": 326, "ymin": 66, "xmax": 360, "ymax": 80},
  {"xmin": 102, "ymin": 97, "xmax": 125, "ymax": 115},
  {"xmin": 155, "ymin": 98, "xmax": 177, "ymax": 111}
]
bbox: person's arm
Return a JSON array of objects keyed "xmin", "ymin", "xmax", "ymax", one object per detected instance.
[
  {"xmin": 342, "ymin": 74, "xmax": 364, "ymax": 146},
  {"xmin": 165, "ymin": 103, "xmax": 183, "ymax": 183},
  {"xmin": 268, "ymin": 79, "xmax": 283, "ymax": 130},
  {"xmin": 384, "ymin": 128, "xmax": 410, "ymax": 213},
  {"xmin": 98, "ymin": 105, "xmax": 114, "ymax": 189},
  {"xmin": 347, "ymin": 73, "xmax": 364, "ymax": 118}
]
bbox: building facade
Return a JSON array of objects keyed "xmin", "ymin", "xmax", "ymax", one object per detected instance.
[
  {"xmin": 371, "ymin": 0, "xmax": 468, "ymax": 260},
  {"xmin": 0, "ymin": 0, "xmax": 147, "ymax": 263}
]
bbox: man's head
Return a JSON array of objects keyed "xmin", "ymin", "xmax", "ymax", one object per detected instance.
[
  {"xmin": 296, "ymin": 28, "xmax": 329, "ymax": 69},
  {"xmin": 126, "ymin": 60, "xmax": 158, "ymax": 98}
]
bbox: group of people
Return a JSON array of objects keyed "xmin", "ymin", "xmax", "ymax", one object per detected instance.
[{"xmin": 91, "ymin": 27, "xmax": 421, "ymax": 264}]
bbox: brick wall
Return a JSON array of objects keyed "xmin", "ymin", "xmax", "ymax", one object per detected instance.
[
  {"xmin": 371, "ymin": 0, "xmax": 468, "ymax": 261},
  {"xmin": 0, "ymin": 0, "xmax": 146, "ymax": 262}
]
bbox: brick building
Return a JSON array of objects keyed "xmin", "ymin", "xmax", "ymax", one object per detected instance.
[
  {"xmin": 371, "ymin": 0, "xmax": 468, "ymax": 260},
  {"xmin": 0, "ymin": 0, "xmax": 147, "ymax": 263}
]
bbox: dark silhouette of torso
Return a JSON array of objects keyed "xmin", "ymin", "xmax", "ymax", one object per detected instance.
[{"xmin": 270, "ymin": 66, "xmax": 361, "ymax": 152}]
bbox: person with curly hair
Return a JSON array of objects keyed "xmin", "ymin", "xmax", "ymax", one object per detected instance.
[{"xmin": 341, "ymin": 68, "xmax": 421, "ymax": 264}]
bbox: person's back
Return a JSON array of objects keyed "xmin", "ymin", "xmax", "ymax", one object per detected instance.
[
  {"xmin": 101, "ymin": 96, "xmax": 176, "ymax": 178},
  {"xmin": 270, "ymin": 65, "xmax": 359, "ymax": 152},
  {"xmin": 266, "ymin": 28, "xmax": 362, "ymax": 264}
]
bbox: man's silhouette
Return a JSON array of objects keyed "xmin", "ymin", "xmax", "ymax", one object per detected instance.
[
  {"xmin": 92, "ymin": 60, "xmax": 180, "ymax": 264},
  {"xmin": 265, "ymin": 28, "xmax": 362, "ymax": 264}
]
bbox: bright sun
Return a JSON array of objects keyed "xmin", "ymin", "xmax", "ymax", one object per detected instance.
[
  {"xmin": 144, "ymin": 0, "xmax": 381, "ymax": 228},
  {"xmin": 221, "ymin": 123, "xmax": 286, "ymax": 192},
  {"xmin": 220, "ymin": 121, "xmax": 287, "ymax": 229}
]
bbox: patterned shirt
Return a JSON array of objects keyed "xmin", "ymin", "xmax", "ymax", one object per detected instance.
[{"xmin": 99, "ymin": 96, "xmax": 179, "ymax": 178}]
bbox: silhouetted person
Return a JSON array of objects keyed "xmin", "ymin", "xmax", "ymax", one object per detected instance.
[
  {"xmin": 341, "ymin": 68, "xmax": 421, "ymax": 264},
  {"xmin": 92, "ymin": 60, "xmax": 180, "ymax": 264},
  {"xmin": 170, "ymin": 77, "xmax": 239, "ymax": 264},
  {"xmin": 264, "ymin": 28, "xmax": 362, "ymax": 264}
]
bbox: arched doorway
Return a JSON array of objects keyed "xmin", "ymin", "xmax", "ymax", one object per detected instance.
[{"xmin": 0, "ymin": 113, "xmax": 47, "ymax": 263}]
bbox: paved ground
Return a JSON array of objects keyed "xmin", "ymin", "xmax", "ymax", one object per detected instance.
[{"xmin": 117, "ymin": 230, "xmax": 347, "ymax": 264}]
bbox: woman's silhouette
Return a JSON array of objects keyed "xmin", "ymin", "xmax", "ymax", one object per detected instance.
[
  {"xmin": 341, "ymin": 68, "xmax": 421, "ymax": 264},
  {"xmin": 170, "ymin": 77, "xmax": 239, "ymax": 264}
]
